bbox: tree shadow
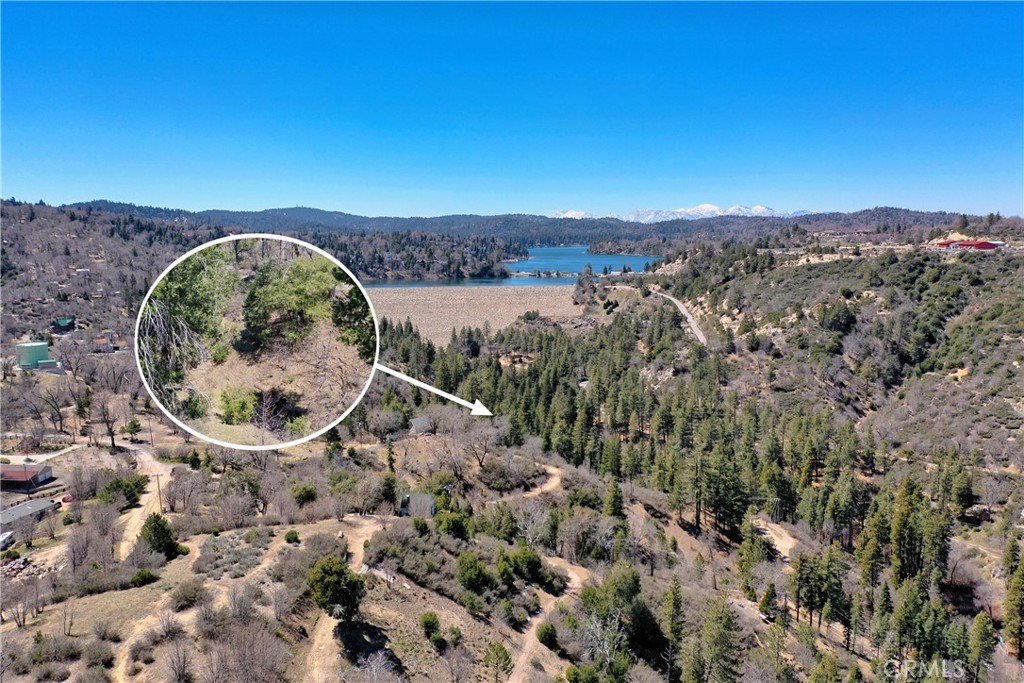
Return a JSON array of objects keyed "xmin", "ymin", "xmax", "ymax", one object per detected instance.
[
  {"xmin": 232, "ymin": 328, "xmax": 263, "ymax": 355},
  {"xmin": 336, "ymin": 621, "xmax": 407, "ymax": 676}
]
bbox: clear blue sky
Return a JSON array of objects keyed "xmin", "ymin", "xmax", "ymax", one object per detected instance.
[{"xmin": 2, "ymin": 2, "xmax": 1021, "ymax": 217}]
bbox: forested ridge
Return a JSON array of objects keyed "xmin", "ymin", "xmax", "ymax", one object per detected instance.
[{"xmin": 0, "ymin": 201, "xmax": 526, "ymax": 342}]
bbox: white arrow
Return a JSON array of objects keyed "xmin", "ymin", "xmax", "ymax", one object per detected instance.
[{"xmin": 374, "ymin": 363, "xmax": 493, "ymax": 416}]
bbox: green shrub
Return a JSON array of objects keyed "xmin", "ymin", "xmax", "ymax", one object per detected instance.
[
  {"xmin": 182, "ymin": 393, "xmax": 207, "ymax": 419},
  {"xmin": 428, "ymin": 630, "xmax": 447, "ymax": 652},
  {"xmin": 447, "ymin": 626, "xmax": 463, "ymax": 649},
  {"xmin": 456, "ymin": 552, "xmax": 493, "ymax": 594},
  {"xmin": 436, "ymin": 510, "xmax": 470, "ymax": 540},
  {"xmin": 537, "ymin": 622, "xmax": 558, "ymax": 649},
  {"xmin": 129, "ymin": 569, "xmax": 158, "ymax": 587},
  {"xmin": 99, "ymin": 474, "xmax": 149, "ymax": 509},
  {"xmin": 285, "ymin": 530, "xmax": 300, "ymax": 544},
  {"xmin": 1, "ymin": 549, "xmax": 21, "ymax": 561},
  {"xmin": 285, "ymin": 416, "xmax": 310, "ymax": 437},
  {"xmin": 62, "ymin": 515, "xmax": 74, "ymax": 526},
  {"xmin": 420, "ymin": 611, "xmax": 440, "ymax": 637},
  {"xmin": 412, "ymin": 517, "xmax": 429, "ymax": 536},
  {"xmin": 460, "ymin": 591, "xmax": 486, "ymax": 616},
  {"xmin": 211, "ymin": 343, "xmax": 231, "ymax": 364},
  {"xmin": 291, "ymin": 483, "xmax": 317, "ymax": 507},
  {"xmin": 220, "ymin": 387, "xmax": 256, "ymax": 424}
]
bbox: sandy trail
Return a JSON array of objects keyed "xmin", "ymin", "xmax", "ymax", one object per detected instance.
[
  {"xmin": 523, "ymin": 464, "xmax": 563, "ymax": 499},
  {"xmin": 752, "ymin": 518, "xmax": 798, "ymax": 563},
  {"xmin": 301, "ymin": 515, "xmax": 386, "ymax": 683},
  {"xmin": 117, "ymin": 444, "xmax": 176, "ymax": 561},
  {"xmin": 508, "ymin": 556, "xmax": 590, "ymax": 683}
]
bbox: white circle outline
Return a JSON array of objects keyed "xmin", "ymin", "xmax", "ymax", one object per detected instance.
[{"xmin": 133, "ymin": 233, "xmax": 380, "ymax": 451}]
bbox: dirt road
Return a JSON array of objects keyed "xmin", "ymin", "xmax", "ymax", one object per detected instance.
[
  {"xmin": 302, "ymin": 515, "xmax": 386, "ymax": 683},
  {"xmin": 524, "ymin": 464, "xmax": 563, "ymax": 499},
  {"xmin": 752, "ymin": 518, "xmax": 799, "ymax": 564},
  {"xmin": 117, "ymin": 444, "xmax": 176, "ymax": 561},
  {"xmin": 508, "ymin": 556, "xmax": 590, "ymax": 683},
  {"xmin": 610, "ymin": 285, "xmax": 707, "ymax": 344}
]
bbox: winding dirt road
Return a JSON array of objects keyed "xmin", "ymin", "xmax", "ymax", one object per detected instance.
[
  {"xmin": 508, "ymin": 556, "xmax": 590, "ymax": 683},
  {"xmin": 302, "ymin": 515, "xmax": 386, "ymax": 683},
  {"xmin": 523, "ymin": 464, "xmax": 563, "ymax": 499},
  {"xmin": 610, "ymin": 285, "xmax": 707, "ymax": 345}
]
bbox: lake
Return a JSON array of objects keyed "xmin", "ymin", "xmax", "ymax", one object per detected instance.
[{"xmin": 365, "ymin": 245, "xmax": 653, "ymax": 288}]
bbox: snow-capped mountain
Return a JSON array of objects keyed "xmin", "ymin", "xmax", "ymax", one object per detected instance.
[{"xmin": 554, "ymin": 204, "xmax": 810, "ymax": 223}]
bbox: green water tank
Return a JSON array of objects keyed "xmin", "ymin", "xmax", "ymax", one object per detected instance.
[{"xmin": 16, "ymin": 341, "xmax": 50, "ymax": 368}]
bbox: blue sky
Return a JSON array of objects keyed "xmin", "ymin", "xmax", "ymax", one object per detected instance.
[{"xmin": 2, "ymin": 2, "xmax": 1021, "ymax": 217}]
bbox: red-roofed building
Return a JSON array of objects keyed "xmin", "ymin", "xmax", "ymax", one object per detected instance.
[
  {"xmin": 0, "ymin": 464, "xmax": 54, "ymax": 492},
  {"xmin": 937, "ymin": 240, "xmax": 1000, "ymax": 251}
]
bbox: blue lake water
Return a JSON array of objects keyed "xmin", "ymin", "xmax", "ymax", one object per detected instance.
[{"xmin": 365, "ymin": 245, "xmax": 653, "ymax": 288}]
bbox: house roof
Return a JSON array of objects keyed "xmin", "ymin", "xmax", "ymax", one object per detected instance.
[
  {"xmin": 0, "ymin": 499, "xmax": 59, "ymax": 525},
  {"xmin": 0, "ymin": 465, "xmax": 48, "ymax": 481}
]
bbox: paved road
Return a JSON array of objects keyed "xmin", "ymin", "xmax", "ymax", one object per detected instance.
[
  {"xmin": 610, "ymin": 285, "xmax": 707, "ymax": 344},
  {"xmin": 1, "ymin": 444, "xmax": 83, "ymax": 464}
]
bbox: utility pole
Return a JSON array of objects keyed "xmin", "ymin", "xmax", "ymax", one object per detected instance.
[
  {"xmin": 154, "ymin": 473, "xmax": 163, "ymax": 513},
  {"xmin": 147, "ymin": 414, "xmax": 155, "ymax": 446}
]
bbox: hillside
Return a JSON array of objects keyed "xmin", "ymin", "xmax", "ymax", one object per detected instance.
[{"xmin": 2, "ymin": 206, "xmax": 1024, "ymax": 683}]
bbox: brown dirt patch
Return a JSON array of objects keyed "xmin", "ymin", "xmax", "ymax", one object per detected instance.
[{"xmin": 369, "ymin": 285, "xmax": 580, "ymax": 346}]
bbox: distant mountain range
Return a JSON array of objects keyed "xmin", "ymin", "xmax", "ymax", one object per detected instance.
[
  {"xmin": 63, "ymin": 199, "xmax": 968, "ymax": 246},
  {"xmin": 553, "ymin": 204, "xmax": 810, "ymax": 223}
]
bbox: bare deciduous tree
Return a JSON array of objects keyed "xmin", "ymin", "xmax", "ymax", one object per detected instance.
[
  {"xmin": 67, "ymin": 526, "xmax": 91, "ymax": 575},
  {"xmin": 1, "ymin": 581, "xmax": 31, "ymax": 628},
  {"xmin": 442, "ymin": 644, "xmax": 474, "ymax": 683},
  {"xmin": 167, "ymin": 638, "xmax": 194, "ymax": 683},
  {"xmin": 11, "ymin": 515, "xmax": 37, "ymax": 549},
  {"xmin": 226, "ymin": 622, "xmax": 289, "ymax": 683},
  {"xmin": 61, "ymin": 598, "xmax": 76, "ymax": 637},
  {"xmin": 348, "ymin": 650, "xmax": 404, "ymax": 683}
]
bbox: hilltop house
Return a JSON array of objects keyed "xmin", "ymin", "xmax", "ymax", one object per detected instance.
[{"xmin": 936, "ymin": 240, "xmax": 1003, "ymax": 251}]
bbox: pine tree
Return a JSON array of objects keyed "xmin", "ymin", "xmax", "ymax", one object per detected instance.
[
  {"xmin": 758, "ymin": 582, "xmax": 779, "ymax": 620},
  {"xmin": 603, "ymin": 480, "xmax": 625, "ymax": 519},
  {"xmin": 139, "ymin": 513, "xmax": 179, "ymax": 560},
  {"xmin": 1002, "ymin": 534, "xmax": 1021, "ymax": 585},
  {"xmin": 701, "ymin": 597, "xmax": 743, "ymax": 683},
  {"xmin": 663, "ymin": 574, "xmax": 685, "ymax": 683},
  {"xmin": 483, "ymin": 641, "xmax": 513, "ymax": 683},
  {"xmin": 967, "ymin": 612, "xmax": 997, "ymax": 682},
  {"xmin": 1005, "ymin": 561, "xmax": 1024, "ymax": 660},
  {"xmin": 808, "ymin": 654, "xmax": 841, "ymax": 683}
]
